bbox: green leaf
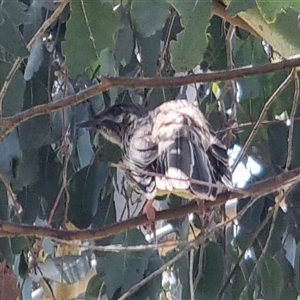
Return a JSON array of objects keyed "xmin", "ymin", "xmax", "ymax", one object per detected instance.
[
  {"xmin": 22, "ymin": 3, "xmax": 43, "ymax": 42},
  {"xmin": 274, "ymin": 252, "xmax": 298, "ymax": 300},
  {"xmin": 0, "ymin": 60, "xmax": 25, "ymax": 117},
  {"xmin": 31, "ymin": 146, "xmax": 63, "ymax": 222},
  {"xmin": 92, "ymin": 191, "xmax": 116, "ymax": 229},
  {"xmin": 19, "ymin": 46, "xmax": 53, "ymax": 150},
  {"xmin": 169, "ymin": 0, "xmax": 211, "ymax": 71},
  {"xmin": 270, "ymin": 8, "xmax": 300, "ymax": 52},
  {"xmin": 15, "ymin": 148, "xmax": 39, "ymax": 189},
  {"xmin": 0, "ymin": 12, "xmax": 28, "ymax": 57},
  {"xmin": 68, "ymin": 163, "xmax": 108, "ymax": 229},
  {"xmin": 114, "ymin": 7, "xmax": 134, "ymax": 66},
  {"xmin": 99, "ymin": 49, "xmax": 117, "ymax": 77},
  {"xmin": 18, "ymin": 251, "xmax": 29, "ymax": 278},
  {"xmin": 227, "ymin": 0, "xmax": 256, "ymax": 16},
  {"xmin": 24, "ymin": 39, "xmax": 44, "ymax": 81},
  {"xmin": 10, "ymin": 236, "xmax": 27, "ymax": 255},
  {"xmin": 175, "ymin": 248, "xmax": 190, "ymax": 299},
  {"xmin": 17, "ymin": 188, "xmax": 39, "ymax": 224},
  {"xmin": 258, "ymin": 254, "xmax": 283, "ymax": 300},
  {"xmin": 234, "ymin": 35, "xmax": 269, "ymax": 67},
  {"xmin": 99, "ymin": 49, "xmax": 118, "ymax": 102},
  {"xmin": 294, "ymin": 242, "xmax": 300, "ymax": 293},
  {"xmin": 226, "ymin": 0, "xmax": 256, "ymax": 16},
  {"xmin": 96, "ymin": 229, "xmax": 159, "ymax": 298},
  {"xmin": 62, "ymin": 1, "xmax": 122, "ymax": 75},
  {"xmin": 256, "ymin": 0, "xmax": 300, "ymax": 24},
  {"xmin": 0, "ymin": 129, "xmax": 22, "ymax": 182},
  {"xmin": 131, "ymin": 0, "xmax": 170, "ymax": 37},
  {"xmin": 237, "ymin": 197, "xmax": 265, "ymax": 251},
  {"xmin": 86, "ymin": 274, "xmax": 106, "ymax": 299},
  {"xmin": 254, "ymin": 207, "xmax": 287, "ymax": 257},
  {"xmin": 94, "ymin": 135, "xmax": 121, "ymax": 164},
  {"xmin": 137, "ymin": 30, "xmax": 162, "ymax": 77},
  {"xmin": 195, "ymin": 241, "xmax": 224, "ymax": 300},
  {"xmin": 267, "ymin": 122, "xmax": 288, "ymax": 168},
  {"xmin": 239, "ymin": 259, "xmax": 256, "ymax": 299},
  {"xmin": 77, "ymin": 129, "xmax": 94, "ymax": 168},
  {"xmin": 0, "ymin": 182, "xmax": 13, "ymax": 263},
  {"xmin": 203, "ymin": 16, "xmax": 227, "ymax": 70},
  {"xmin": 19, "ymin": 115, "xmax": 51, "ymax": 151},
  {"xmin": 2, "ymin": 0, "xmax": 29, "ymax": 26},
  {"xmin": 232, "ymin": 266, "xmax": 247, "ymax": 300},
  {"xmin": 290, "ymin": 116, "xmax": 300, "ymax": 169}
]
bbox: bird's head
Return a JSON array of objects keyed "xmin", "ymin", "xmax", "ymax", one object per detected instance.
[{"xmin": 78, "ymin": 103, "xmax": 148, "ymax": 147}]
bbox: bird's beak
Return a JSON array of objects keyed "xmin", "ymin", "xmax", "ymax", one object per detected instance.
[{"xmin": 77, "ymin": 119, "xmax": 95, "ymax": 128}]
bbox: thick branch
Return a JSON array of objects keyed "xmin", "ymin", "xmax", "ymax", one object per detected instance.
[
  {"xmin": 0, "ymin": 166, "xmax": 300, "ymax": 241},
  {"xmin": 1, "ymin": 56, "xmax": 300, "ymax": 140}
]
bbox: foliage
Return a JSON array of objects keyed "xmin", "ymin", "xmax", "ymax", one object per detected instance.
[{"xmin": 1, "ymin": 0, "xmax": 300, "ymax": 299}]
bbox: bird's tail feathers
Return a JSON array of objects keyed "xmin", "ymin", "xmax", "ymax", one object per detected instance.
[{"xmin": 156, "ymin": 137, "xmax": 217, "ymax": 200}]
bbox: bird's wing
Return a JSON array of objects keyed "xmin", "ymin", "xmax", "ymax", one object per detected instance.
[
  {"xmin": 207, "ymin": 133, "xmax": 232, "ymax": 189},
  {"xmin": 151, "ymin": 100, "xmax": 230, "ymax": 199}
]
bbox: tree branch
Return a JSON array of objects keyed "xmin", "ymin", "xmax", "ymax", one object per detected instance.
[
  {"xmin": 0, "ymin": 166, "xmax": 300, "ymax": 241},
  {"xmin": 1, "ymin": 56, "xmax": 300, "ymax": 140}
]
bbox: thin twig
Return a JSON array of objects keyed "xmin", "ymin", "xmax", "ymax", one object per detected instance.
[
  {"xmin": 193, "ymin": 235, "xmax": 205, "ymax": 289},
  {"xmin": 117, "ymin": 237, "xmax": 202, "ymax": 300},
  {"xmin": 216, "ymin": 116, "xmax": 300, "ymax": 134},
  {"xmin": 56, "ymin": 239, "xmax": 186, "ymax": 252},
  {"xmin": 0, "ymin": 58, "xmax": 23, "ymax": 115},
  {"xmin": 0, "ymin": 0, "xmax": 70, "ymax": 114},
  {"xmin": 0, "ymin": 169, "xmax": 21, "ymax": 216},
  {"xmin": 27, "ymin": 0, "xmax": 70, "ymax": 51},
  {"xmin": 226, "ymin": 25, "xmax": 235, "ymax": 70},
  {"xmin": 48, "ymin": 69, "xmax": 71, "ymax": 226},
  {"xmin": 224, "ymin": 23, "xmax": 237, "ymax": 149},
  {"xmin": 217, "ymin": 203, "xmax": 275, "ymax": 300},
  {"xmin": 190, "ymin": 248, "xmax": 195, "ymax": 300},
  {"xmin": 1, "ymin": 166, "xmax": 300, "ymax": 241},
  {"xmin": 285, "ymin": 69, "xmax": 299, "ymax": 170},
  {"xmin": 47, "ymin": 132, "xmax": 70, "ymax": 226},
  {"xmin": 239, "ymin": 199, "xmax": 281, "ymax": 298},
  {"xmin": 232, "ymin": 69, "xmax": 295, "ymax": 171},
  {"xmin": 206, "ymin": 81, "xmax": 231, "ymax": 118},
  {"xmin": 118, "ymin": 194, "xmax": 267, "ymax": 300},
  {"xmin": 1, "ymin": 56, "xmax": 300, "ymax": 141},
  {"xmin": 109, "ymin": 162, "xmax": 245, "ymax": 195},
  {"xmin": 144, "ymin": 8, "xmax": 177, "ymax": 104}
]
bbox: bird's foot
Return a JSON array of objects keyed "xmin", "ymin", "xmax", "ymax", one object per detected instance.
[
  {"xmin": 143, "ymin": 199, "xmax": 156, "ymax": 221},
  {"xmin": 143, "ymin": 199, "xmax": 157, "ymax": 242},
  {"xmin": 196, "ymin": 199, "xmax": 211, "ymax": 228}
]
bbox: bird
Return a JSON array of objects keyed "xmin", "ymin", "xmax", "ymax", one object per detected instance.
[{"xmin": 79, "ymin": 99, "xmax": 232, "ymax": 221}]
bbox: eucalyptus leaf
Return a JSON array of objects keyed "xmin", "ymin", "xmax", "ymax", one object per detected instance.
[
  {"xmin": 195, "ymin": 241, "xmax": 225, "ymax": 300},
  {"xmin": 62, "ymin": 1, "xmax": 122, "ymax": 75},
  {"xmin": 0, "ymin": 60, "xmax": 25, "ymax": 117},
  {"xmin": 131, "ymin": 0, "xmax": 170, "ymax": 37},
  {"xmin": 96, "ymin": 229, "xmax": 160, "ymax": 299},
  {"xmin": 258, "ymin": 254, "xmax": 283, "ymax": 300},
  {"xmin": 68, "ymin": 163, "xmax": 108, "ymax": 228},
  {"xmin": 169, "ymin": 0, "xmax": 211, "ymax": 71}
]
